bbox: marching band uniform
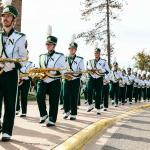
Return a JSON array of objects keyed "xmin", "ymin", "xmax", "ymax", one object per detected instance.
[
  {"xmin": 86, "ymin": 48, "xmax": 110, "ymax": 114},
  {"xmin": 109, "ymin": 62, "xmax": 122, "ymax": 106},
  {"xmin": 0, "ymin": 4, "xmax": 28, "ymax": 141},
  {"xmin": 146, "ymin": 73, "xmax": 150, "ymax": 101},
  {"xmin": 63, "ymin": 42, "xmax": 84, "ymax": 120},
  {"xmin": 102, "ymin": 73, "xmax": 111, "ymax": 111},
  {"xmin": 36, "ymin": 34, "xmax": 65, "ymax": 126},
  {"xmin": 133, "ymin": 71, "xmax": 139, "ymax": 103},
  {"xmin": 141, "ymin": 72, "xmax": 147, "ymax": 101},
  {"xmin": 0, "ymin": 91, "xmax": 4, "ymax": 133},
  {"xmin": 126, "ymin": 68, "xmax": 135, "ymax": 104},
  {"xmin": 118, "ymin": 70, "xmax": 128, "ymax": 105},
  {"xmin": 137, "ymin": 74, "xmax": 142, "ymax": 102},
  {"xmin": 16, "ymin": 61, "xmax": 35, "ymax": 117},
  {"xmin": 81, "ymin": 75, "xmax": 88, "ymax": 104}
]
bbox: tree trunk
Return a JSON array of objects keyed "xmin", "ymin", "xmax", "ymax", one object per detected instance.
[{"xmin": 106, "ymin": 0, "xmax": 111, "ymax": 67}]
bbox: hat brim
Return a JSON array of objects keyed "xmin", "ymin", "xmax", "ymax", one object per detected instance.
[
  {"xmin": 46, "ymin": 41, "xmax": 56, "ymax": 45},
  {"xmin": 69, "ymin": 46, "xmax": 77, "ymax": 49},
  {"xmin": 1, "ymin": 12, "xmax": 16, "ymax": 17}
]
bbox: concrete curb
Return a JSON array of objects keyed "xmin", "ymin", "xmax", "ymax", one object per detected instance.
[{"xmin": 53, "ymin": 104, "xmax": 150, "ymax": 150}]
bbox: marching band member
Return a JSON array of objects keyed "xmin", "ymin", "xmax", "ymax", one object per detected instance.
[
  {"xmin": 109, "ymin": 62, "xmax": 122, "ymax": 107},
  {"xmin": 141, "ymin": 71, "xmax": 147, "ymax": 101},
  {"xmin": 126, "ymin": 67, "xmax": 135, "ymax": 104},
  {"xmin": 81, "ymin": 75, "xmax": 88, "ymax": 104},
  {"xmin": 16, "ymin": 61, "xmax": 35, "ymax": 117},
  {"xmin": 63, "ymin": 35, "xmax": 84, "ymax": 120},
  {"xmin": 132, "ymin": 68, "xmax": 139, "ymax": 103},
  {"xmin": 146, "ymin": 72, "xmax": 150, "ymax": 102},
  {"xmin": 102, "ymin": 72, "xmax": 111, "ymax": 111},
  {"xmin": 86, "ymin": 47, "xmax": 110, "ymax": 114},
  {"xmin": 118, "ymin": 69, "xmax": 128, "ymax": 105},
  {"xmin": 0, "ymin": 1, "xmax": 28, "ymax": 141},
  {"xmin": 36, "ymin": 26, "xmax": 65, "ymax": 126},
  {"xmin": 137, "ymin": 70, "xmax": 142, "ymax": 102}
]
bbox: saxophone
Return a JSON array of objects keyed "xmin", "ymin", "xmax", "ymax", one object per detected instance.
[
  {"xmin": 0, "ymin": 58, "xmax": 28, "ymax": 75},
  {"xmin": 29, "ymin": 68, "xmax": 65, "ymax": 79}
]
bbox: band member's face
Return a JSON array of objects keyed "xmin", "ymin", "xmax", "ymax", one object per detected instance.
[
  {"xmin": 46, "ymin": 43, "xmax": 55, "ymax": 52},
  {"xmin": 69, "ymin": 48, "xmax": 77, "ymax": 56},
  {"xmin": 94, "ymin": 51, "xmax": 100, "ymax": 59},
  {"xmin": 1, "ymin": 13, "xmax": 14, "ymax": 28},
  {"xmin": 127, "ymin": 70, "xmax": 131, "ymax": 74},
  {"xmin": 113, "ymin": 64, "xmax": 118, "ymax": 70}
]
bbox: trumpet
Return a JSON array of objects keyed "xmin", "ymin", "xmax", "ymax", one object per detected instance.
[{"xmin": 0, "ymin": 58, "xmax": 28, "ymax": 75}]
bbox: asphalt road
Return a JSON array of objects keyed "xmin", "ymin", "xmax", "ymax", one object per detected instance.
[{"xmin": 86, "ymin": 108, "xmax": 150, "ymax": 150}]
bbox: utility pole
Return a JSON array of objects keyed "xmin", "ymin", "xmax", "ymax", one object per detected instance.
[{"xmin": 106, "ymin": 0, "xmax": 111, "ymax": 67}]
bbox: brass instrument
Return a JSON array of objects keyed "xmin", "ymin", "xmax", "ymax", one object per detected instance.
[
  {"xmin": 28, "ymin": 68, "xmax": 105, "ymax": 80},
  {"xmin": 18, "ymin": 73, "xmax": 29, "ymax": 86},
  {"xmin": 62, "ymin": 70, "xmax": 87, "ymax": 80},
  {"xmin": 62, "ymin": 69, "xmax": 104, "ymax": 80},
  {"xmin": 88, "ymin": 69, "xmax": 104, "ymax": 76},
  {"xmin": 29, "ymin": 68, "xmax": 65, "ymax": 80},
  {"xmin": 0, "ymin": 58, "xmax": 28, "ymax": 75}
]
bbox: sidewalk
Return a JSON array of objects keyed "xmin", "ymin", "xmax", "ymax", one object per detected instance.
[{"xmin": 0, "ymin": 101, "xmax": 149, "ymax": 150}]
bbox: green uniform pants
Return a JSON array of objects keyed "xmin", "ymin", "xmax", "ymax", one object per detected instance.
[
  {"xmin": 0, "ymin": 70, "xmax": 18, "ymax": 135},
  {"xmin": 102, "ymin": 84, "xmax": 109, "ymax": 108},
  {"xmin": 16, "ymin": 79, "xmax": 31, "ymax": 114},
  {"xmin": 87, "ymin": 77, "xmax": 103, "ymax": 109},
  {"xmin": 36, "ymin": 79, "xmax": 61, "ymax": 123},
  {"xmin": 110, "ymin": 82, "xmax": 119, "ymax": 105},
  {"xmin": 63, "ymin": 78, "xmax": 80, "ymax": 115},
  {"xmin": 0, "ymin": 90, "xmax": 3, "ymax": 119}
]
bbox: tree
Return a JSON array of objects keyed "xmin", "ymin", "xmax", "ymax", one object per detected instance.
[
  {"xmin": 132, "ymin": 50, "xmax": 150, "ymax": 72},
  {"xmin": 77, "ymin": 0, "xmax": 126, "ymax": 66}
]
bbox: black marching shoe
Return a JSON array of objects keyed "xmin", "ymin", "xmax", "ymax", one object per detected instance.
[
  {"xmin": 97, "ymin": 109, "xmax": 101, "ymax": 115},
  {"xmin": 39, "ymin": 115, "xmax": 48, "ymax": 123},
  {"xmin": 20, "ymin": 114, "xmax": 26, "ymax": 118},
  {"xmin": 104, "ymin": 108, "xmax": 107, "ymax": 111},
  {"xmin": 2, "ymin": 133, "xmax": 11, "ymax": 142},
  {"xmin": 115, "ymin": 104, "xmax": 118, "ymax": 107},
  {"xmin": 70, "ymin": 115, "xmax": 76, "ymax": 120},
  {"xmin": 16, "ymin": 110, "xmax": 20, "ymax": 115},
  {"xmin": 63, "ymin": 112, "xmax": 70, "ymax": 119},
  {"xmin": 87, "ymin": 105, "xmax": 94, "ymax": 112},
  {"xmin": 46, "ymin": 121, "xmax": 55, "ymax": 127}
]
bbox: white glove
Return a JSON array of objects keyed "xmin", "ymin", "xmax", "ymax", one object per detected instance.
[
  {"xmin": 4, "ymin": 62, "xmax": 15, "ymax": 72},
  {"xmin": 20, "ymin": 67, "xmax": 26, "ymax": 73},
  {"xmin": 0, "ymin": 63, "xmax": 4, "ymax": 68}
]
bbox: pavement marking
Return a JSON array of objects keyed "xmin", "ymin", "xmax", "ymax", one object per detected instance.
[{"xmin": 53, "ymin": 104, "xmax": 150, "ymax": 150}]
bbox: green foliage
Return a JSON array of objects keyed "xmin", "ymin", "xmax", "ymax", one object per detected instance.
[
  {"xmin": 133, "ymin": 50, "xmax": 150, "ymax": 71},
  {"xmin": 77, "ymin": 0, "xmax": 126, "ymax": 45}
]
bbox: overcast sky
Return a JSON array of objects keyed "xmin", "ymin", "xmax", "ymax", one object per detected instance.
[{"xmin": 21, "ymin": 0, "xmax": 150, "ymax": 68}]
